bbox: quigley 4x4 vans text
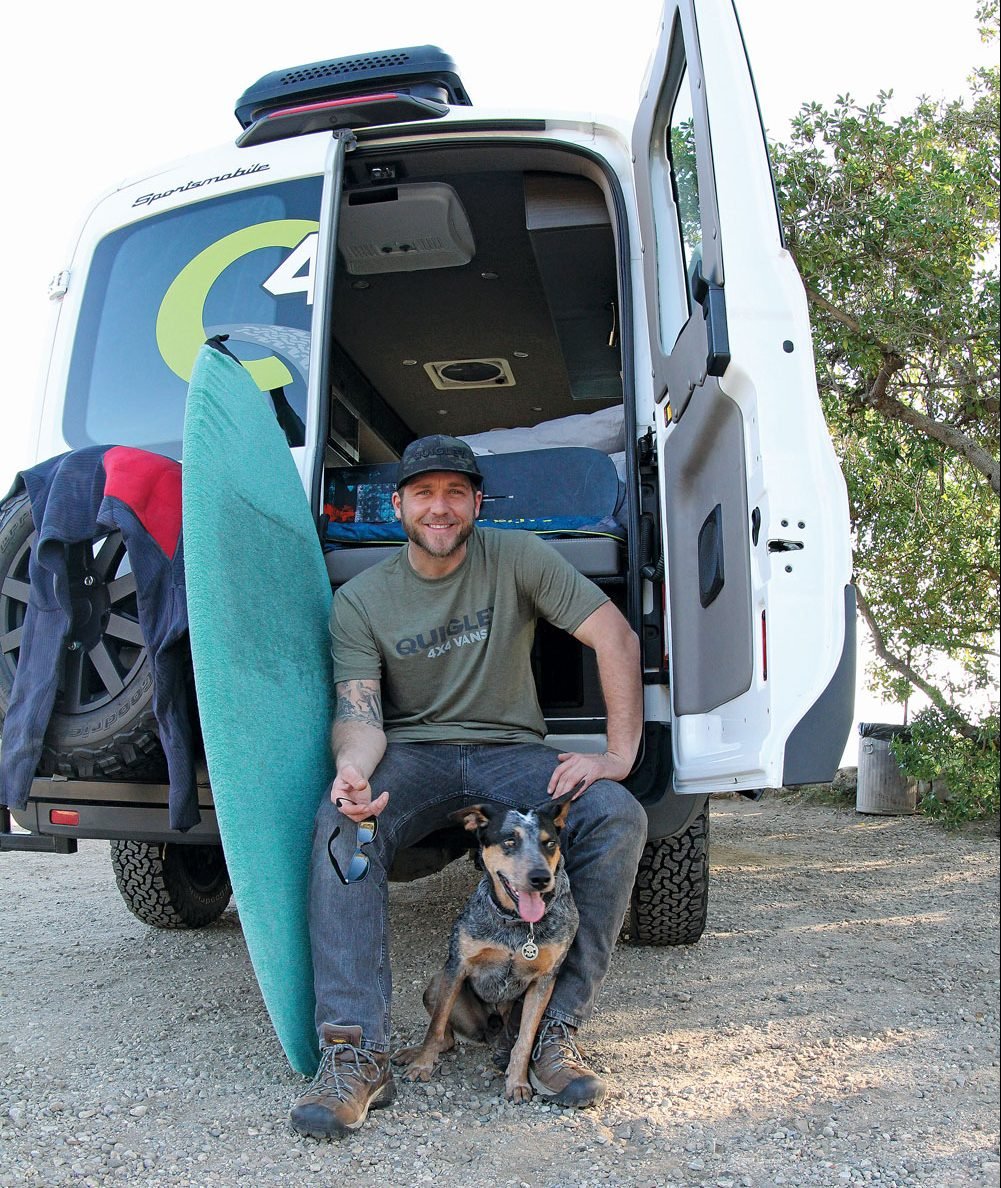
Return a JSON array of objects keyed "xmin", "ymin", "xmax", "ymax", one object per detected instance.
[{"xmin": 0, "ymin": 0, "xmax": 854, "ymax": 946}]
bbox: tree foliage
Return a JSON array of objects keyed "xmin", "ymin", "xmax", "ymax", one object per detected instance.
[
  {"xmin": 770, "ymin": 5, "xmax": 1000, "ymax": 817},
  {"xmin": 892, "ymin": 706, "xmax": 1000, "ymax": 826}
]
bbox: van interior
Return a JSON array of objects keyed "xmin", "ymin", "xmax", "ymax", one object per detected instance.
[{"xmin": 316, "ymin": 141, "xmax": 664, "ymax": 744}]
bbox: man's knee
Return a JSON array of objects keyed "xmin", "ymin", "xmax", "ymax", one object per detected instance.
[{"xmin": 568, "ymin": 780, "xmax": 647, "ymax": 847}]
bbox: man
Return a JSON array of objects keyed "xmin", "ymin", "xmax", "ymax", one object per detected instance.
[{"xmin": 291, "ymin": 434, "xmax": 646, "ymax": 1139}]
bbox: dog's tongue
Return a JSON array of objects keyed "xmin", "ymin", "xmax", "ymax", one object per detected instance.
[{"xmin": 518, "ymin": 892, "xmax": 546, "ymax": 923}]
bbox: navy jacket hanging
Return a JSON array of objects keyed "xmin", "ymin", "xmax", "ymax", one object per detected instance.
[{"xmin": 0, "ymin": 446, "xmax": 198, "ymax": 831}]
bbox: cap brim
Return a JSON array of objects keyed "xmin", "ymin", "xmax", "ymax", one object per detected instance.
[{"xmin": 397, "ymin": 462, "xmax": 483, "ymax": 489}]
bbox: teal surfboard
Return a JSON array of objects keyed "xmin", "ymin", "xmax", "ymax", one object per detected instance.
[{"xmin": 182, "ymin": 344, "xmax": 331, "ymax": 1076}]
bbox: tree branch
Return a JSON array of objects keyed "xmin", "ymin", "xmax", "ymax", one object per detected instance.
[
  {"xmin": 954, "ymin": 642, "xmax": 1001, "ymax": 659},
  {"xmin": 862, "ymin": 380, "xmax": 1001, "ymax": 495},
  {"xmin": 804, "ymin": 285, "xmax": 867, "ymax": 338},
  {"xmin": 855, "ymin": 585, "xmax": 981, "ymax": 739},
  {"xmin": 801, "ymin": 287, "xmax": 1001, "ymax": 495}
]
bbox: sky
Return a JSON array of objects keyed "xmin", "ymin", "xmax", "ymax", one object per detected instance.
[{"xmin": 0, "ymin": 0, "xmax": 993, "ymax": 761}]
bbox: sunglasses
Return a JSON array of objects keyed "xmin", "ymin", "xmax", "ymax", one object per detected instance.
[{"xmin": 327, "ymin": 818, "xmax": 378, "ymax": 885}]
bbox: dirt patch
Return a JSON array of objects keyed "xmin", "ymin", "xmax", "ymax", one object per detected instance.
[{"xmin": 1, "ymin": 794, "xmax": 998, "ymax": 1186}]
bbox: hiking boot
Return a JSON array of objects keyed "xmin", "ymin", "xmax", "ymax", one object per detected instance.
[
  {"xmin": 289, "ymin": 1024, "xmax": 396, "ymax": 1139},
  {"xmin": 529, "ymin": 1017, "xmax": 606, "ymax": 1108}
]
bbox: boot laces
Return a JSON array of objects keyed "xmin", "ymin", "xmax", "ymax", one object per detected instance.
[
  {"xmin": 532, "ymin": 1017, "xmax": 585, "ymax": 1066},
  {"xmin": 309, "ymin": 1043, "xmax": 382, "ymax": 1101}
]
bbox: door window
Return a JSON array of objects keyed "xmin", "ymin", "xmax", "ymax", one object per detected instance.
[
  {"xmin": 64, "ymin": 177, "xmax": 322, "ymax": 458},
  {"xmin": 642, "ymin": 39, "xmax": 709, "ymax": 358},
  {"xmin": 668, "ymin": 70, "xmax": 703, "ymax": 314}
]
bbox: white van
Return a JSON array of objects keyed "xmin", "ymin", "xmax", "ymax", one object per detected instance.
[{"xmin": 0, "ymin": 0, "xmax": 854, "ymax": 944}]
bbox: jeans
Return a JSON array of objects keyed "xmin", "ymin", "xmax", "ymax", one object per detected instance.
[{"xmin": 308, "ymin": 741, "xmax": 648, "ymax": 1053}]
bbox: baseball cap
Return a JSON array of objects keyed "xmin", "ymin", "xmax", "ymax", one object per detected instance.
[{"xmin": 396, "ymin": 435, "xmax": 484, "ymax": 489}]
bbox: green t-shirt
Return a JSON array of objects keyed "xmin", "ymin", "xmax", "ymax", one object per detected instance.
[{"xmin": 329, "ymin": 527, "xmax": 608, "ymax": 744}]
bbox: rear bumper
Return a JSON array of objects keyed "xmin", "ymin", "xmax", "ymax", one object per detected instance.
[
  {"xmin": 1, "ymin": 804, "xmax": 77, "ymax": 852},
  {"xmin": 5, "ymin": 734, "xmax": 707, "ymax": 853},
  {"xmin": 2, "ymin": 777, "xmax": 221, "ymax": 846}
]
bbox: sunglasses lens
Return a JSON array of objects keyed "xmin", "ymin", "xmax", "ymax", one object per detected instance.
[
  {"xmin": 345, "ymin": 853, "xmax": 370, "ymax": 883},
  {"xmin": 327, "ymin": 819, "xmax": 377, "ymax": 883}
]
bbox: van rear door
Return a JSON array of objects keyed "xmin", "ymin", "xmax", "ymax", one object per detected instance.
[{"xmin": 632, "ymin": 0, "xmax": 854, "ymax": 793}]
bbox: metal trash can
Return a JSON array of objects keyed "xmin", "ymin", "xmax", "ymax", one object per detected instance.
[{"xmin": 856, "ymin": 723, "xmax": 917, "ymax": 815}]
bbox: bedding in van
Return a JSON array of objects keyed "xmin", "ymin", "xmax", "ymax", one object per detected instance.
[{"xmin": 460, "ymin": 405, "xmax": 627, "ymax": 483}]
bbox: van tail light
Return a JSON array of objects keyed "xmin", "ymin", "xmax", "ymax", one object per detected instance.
[
  {"xmin": 761, "ymin": 610, "xmax": 768, "ymax": 681},
  {"xmin": 49, "ymin": 809, "xmax": 80, "ymax": 826}
]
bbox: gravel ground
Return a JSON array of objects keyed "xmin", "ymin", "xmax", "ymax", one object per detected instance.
[{"xmin": 1, "ymin": 793, "xmax": 998, "ymax": 1188}]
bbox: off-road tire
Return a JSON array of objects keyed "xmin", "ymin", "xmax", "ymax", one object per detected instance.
[
  {"xmin": 110, "ymin": 840, "xmax": 232, "ymax": 929},
  {"xmin": 0, "ymin": 493, "xmax": 166, "ymax": 781},
  {"xmin": 629, "ymin": 803, "xmax": 709, "ymax": 946}
]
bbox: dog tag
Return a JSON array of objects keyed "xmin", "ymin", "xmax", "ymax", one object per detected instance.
[{"xmin": 521, "ymin": 937, "xmax": 539, "ymax": 961}]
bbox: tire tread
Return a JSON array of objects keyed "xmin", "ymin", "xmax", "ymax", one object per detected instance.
[
  {"xmin": 629, "ymin": 806, "xmax": 710, "ymax": 947},
  {"xmin": 110, "ymin": 840, "xmax": 231, "ymax": 929}
]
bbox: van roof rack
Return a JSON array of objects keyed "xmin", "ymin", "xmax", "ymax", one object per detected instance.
[{"xmin": 235, "ymin": 46, "xmax": 471, "ymax": 146}]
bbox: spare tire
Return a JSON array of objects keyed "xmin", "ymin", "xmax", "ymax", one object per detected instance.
[{"xmin": 0, "ymin": 492, "xmax": 166, "ymax": 780}]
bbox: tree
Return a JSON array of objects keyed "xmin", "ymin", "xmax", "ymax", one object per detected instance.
[{"xmin": 770, "ymin": 5, "xmax": 999, "ymax": 818}]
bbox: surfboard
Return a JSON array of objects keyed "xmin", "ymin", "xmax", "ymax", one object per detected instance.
[{"xmin": 182, "ymin": 343, "xmax": 330, "ymax": 1077}]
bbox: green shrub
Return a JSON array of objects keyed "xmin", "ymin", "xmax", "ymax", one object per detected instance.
[{"xmin": 892, "ymin": 707, "xmax": 1000, "ymax": 825}]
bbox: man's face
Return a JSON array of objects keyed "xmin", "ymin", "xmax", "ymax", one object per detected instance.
[{"xmin": 392, "ymin": 471, "xmax": 482, "ymax": 560}]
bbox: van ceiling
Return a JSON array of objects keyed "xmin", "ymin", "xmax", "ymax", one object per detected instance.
[{"xmin": 330, "ymin": 164, "xmax": 621, "ymax": 443}]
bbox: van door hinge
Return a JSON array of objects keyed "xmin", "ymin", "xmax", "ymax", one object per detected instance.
[
  {"xmin": 332, "ymin": 129, "xmax": 358, "ymax": 151},
  {"xmin": 48, "ymin": 270, "xmax": 71, "ymax": 300}
]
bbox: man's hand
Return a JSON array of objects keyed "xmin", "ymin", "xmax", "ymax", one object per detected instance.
[
  {"xmin": 547, "ymin": 750, "xmax": 632, "ymax": 800},
  {"xmin": 330, "ymin": 763, "xmax": 389, "ymax": 821}
]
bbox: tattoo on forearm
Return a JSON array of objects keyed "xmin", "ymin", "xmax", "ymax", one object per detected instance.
[{"xmin": 335, "ymin": 681, "xmax": 383, "ymax": 727}]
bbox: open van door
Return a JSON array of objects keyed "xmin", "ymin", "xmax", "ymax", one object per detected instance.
[{"xmin": 633, "ymin": 0, "xmax": 854, "ymax": 793}]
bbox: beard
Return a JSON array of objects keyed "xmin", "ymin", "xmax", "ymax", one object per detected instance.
[{"xmin": 399, "ymin": 508, "xmax": 476, "ymax": 559}]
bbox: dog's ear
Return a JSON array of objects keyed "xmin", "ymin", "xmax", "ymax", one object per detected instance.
[
  {"xmin": 450, "ymin": 804, "xmax": 492, "ymax": 833},
  {"xmin": 541, "ymin": 789, "xmax": 575, "ymax": 831},
  {"xmin": 552, "ymin": 795, "xmax": 573, "ymax": 830}
]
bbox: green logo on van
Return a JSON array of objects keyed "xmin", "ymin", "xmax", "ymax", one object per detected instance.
[{"xmin": 155, "ymin": 219, "xmax": 319, "ymax": 391}]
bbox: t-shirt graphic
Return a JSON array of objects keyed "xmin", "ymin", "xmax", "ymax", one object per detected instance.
[{"xmin": 394, "ymin": 605, "xmax": 494, "ymax": 659}]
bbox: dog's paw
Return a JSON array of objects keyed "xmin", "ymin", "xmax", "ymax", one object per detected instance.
[
  {"xmin": 392, "ymin": 1045, "xmax": 438, "ymax": 1082},
  {"xmin": 504, "ymin": 1078, "xmax": 534, "ymax": 1104}
]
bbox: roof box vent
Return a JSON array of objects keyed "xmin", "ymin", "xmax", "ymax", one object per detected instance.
[
  {"xmin": 424, "ymin": 359, "xmax": 516, "ymax": 390},
  {"xmin": 235, "ymin": 45, "xmax": 471, "ymax": 129}
]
